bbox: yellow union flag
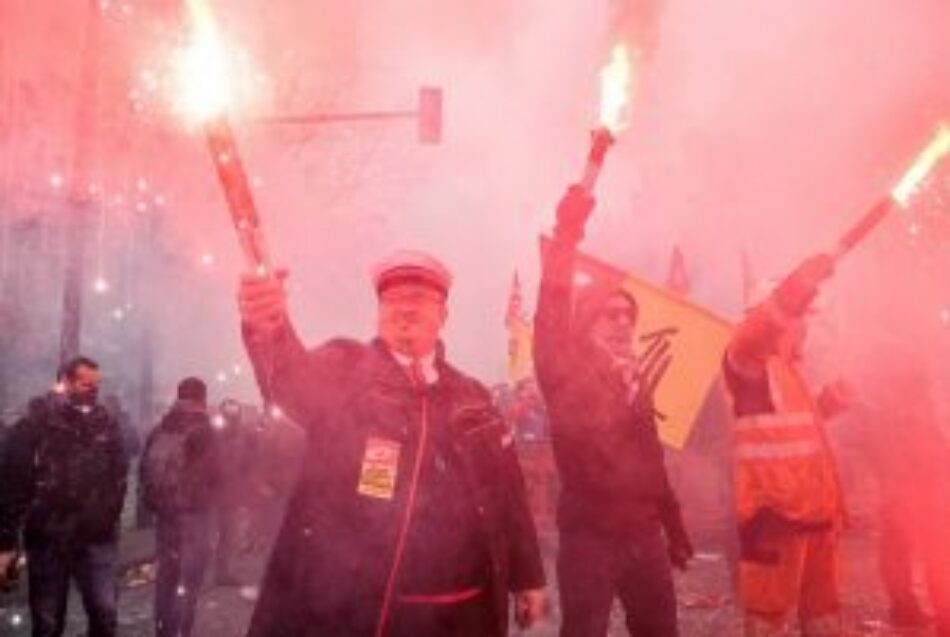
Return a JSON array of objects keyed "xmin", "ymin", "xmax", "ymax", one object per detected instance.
[{"xmin": 541, "ymin": 237, "xmax": 734, "ymax": 449}]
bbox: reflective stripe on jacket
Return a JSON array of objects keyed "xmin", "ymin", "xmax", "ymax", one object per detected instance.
[{"xmin": 731, "ymin": 358, "xmax": 842, "ymax": 525}]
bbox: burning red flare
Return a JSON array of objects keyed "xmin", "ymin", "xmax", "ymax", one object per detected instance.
[
  {"xmin": 598, "ymin": 44, "xmax": 634, "ymax": 134},
  {"xmin": 891, "ymin": 124, "xmax": 950, "ymax": 208},
  {"xmin": 173, "ymin": 0, "xmax": 271, "ymax": 276},
  {"xmin": 173, "ymin": 0, "xmax": 264, "ymax": 123},
  {"xmin": 576, "ymin": 44, "xmax": 637, "ymax": 193}
]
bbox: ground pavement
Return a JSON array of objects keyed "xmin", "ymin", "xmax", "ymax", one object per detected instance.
[{"xmin": 0, "ymin": 526, "xmax": 937, "ymax": 637}]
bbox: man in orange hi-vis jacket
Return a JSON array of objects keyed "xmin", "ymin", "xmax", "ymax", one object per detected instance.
[{"xmin": 723, "ymin": 253, "xmax": 851, "ymax": 637}]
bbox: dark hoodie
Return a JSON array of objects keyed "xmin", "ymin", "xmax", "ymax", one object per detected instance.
[
  {"xmin": 534, "ymin": 236, "xmax": 687, "ymax": 540},
  {"xmin": 141, "ymin": 399, "xmax": 221, "ymax": 514}
]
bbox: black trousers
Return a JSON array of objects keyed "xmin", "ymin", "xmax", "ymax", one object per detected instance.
[
  {"xmin": 26, "ymin": 541, "xmax": 118, "ymax": 637},
  {"xmin": 557, "ymin": 529, "xmax": 678, "ymax": 637}
]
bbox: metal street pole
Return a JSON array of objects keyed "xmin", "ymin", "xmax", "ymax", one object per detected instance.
[
  {"xmin": 259, "ymin": 86, "xmax": 443, "ymax": 144},
  {"xmin": 59, "ymin": 0, "xmax": 101, "ymax": 364}
]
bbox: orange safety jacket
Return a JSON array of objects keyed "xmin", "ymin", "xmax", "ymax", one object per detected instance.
[{"xmin": 731, "ymin": 357, "xmax": 843, "ymax": 526}]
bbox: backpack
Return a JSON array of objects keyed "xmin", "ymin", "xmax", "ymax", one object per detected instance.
[{"xmin": 141, "ymin": 415, "xmax": 210, "ymax": 514}]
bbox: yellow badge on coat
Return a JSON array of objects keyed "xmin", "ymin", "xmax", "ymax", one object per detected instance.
[{"xmin": 357, "ymin": 437, "xmax": 402, "ymax": 500}]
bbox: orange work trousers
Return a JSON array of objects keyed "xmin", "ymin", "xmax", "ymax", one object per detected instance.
[{"xmin": 740, "ymin": 529, "xmax": 842, "ymax": 637}]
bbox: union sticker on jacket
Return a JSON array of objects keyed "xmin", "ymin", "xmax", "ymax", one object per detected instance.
[{"xmin": 357, "ymin": 437, "xmax": 402, "ymax": 500}]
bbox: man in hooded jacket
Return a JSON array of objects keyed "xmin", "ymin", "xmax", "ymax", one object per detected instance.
[
  {"xmin": 142, "ymin": 376, "xmax": 221, "ymax": 637},
  {"xmin": 534, "ymin": 186, "xmax": 693, "ymax": 637}
]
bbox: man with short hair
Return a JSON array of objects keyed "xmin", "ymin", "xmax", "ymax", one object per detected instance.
[
  {"xmin": 142, "ymin": 376, "xmax": 221, "ymax": 637},
  {"xmin": 237, "ymin": 250, "xmax": 546, "ymax": 637},
  {"xmin": 0, "ymin": 356, "xmax": 129, "ymax": 637},
  {"xmin": 534, "ymin": 186, "xmax": 693, "ymax": 637}
]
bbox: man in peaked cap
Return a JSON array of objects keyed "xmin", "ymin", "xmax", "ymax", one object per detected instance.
[
  {"xmin": 372, "ymin": 250, "xmax": 453, "ymax": 297},
  {"xmin": 237, "ymin": 250, "xmax": 546, "ymax": 637}
]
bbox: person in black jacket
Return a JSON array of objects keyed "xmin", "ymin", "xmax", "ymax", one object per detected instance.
[
  {"xmin": 0, "ymin": 356, "xmax": 129, "ymax": 637},
  {"xmin": 534, "ymin": 186, "xmax": 693, "ymax": 637},
  {"xmin": 141, "ymin": 377, "xmax": 221, "ymax": 637},
  {"xmin": 237, "ymin": 250, "xmax": 546, "ymax": 637}
]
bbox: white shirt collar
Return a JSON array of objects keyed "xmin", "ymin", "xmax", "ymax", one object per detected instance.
[{"xmin": 390, "ymin": 350, "xmax": 439, "ymax": 385}]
